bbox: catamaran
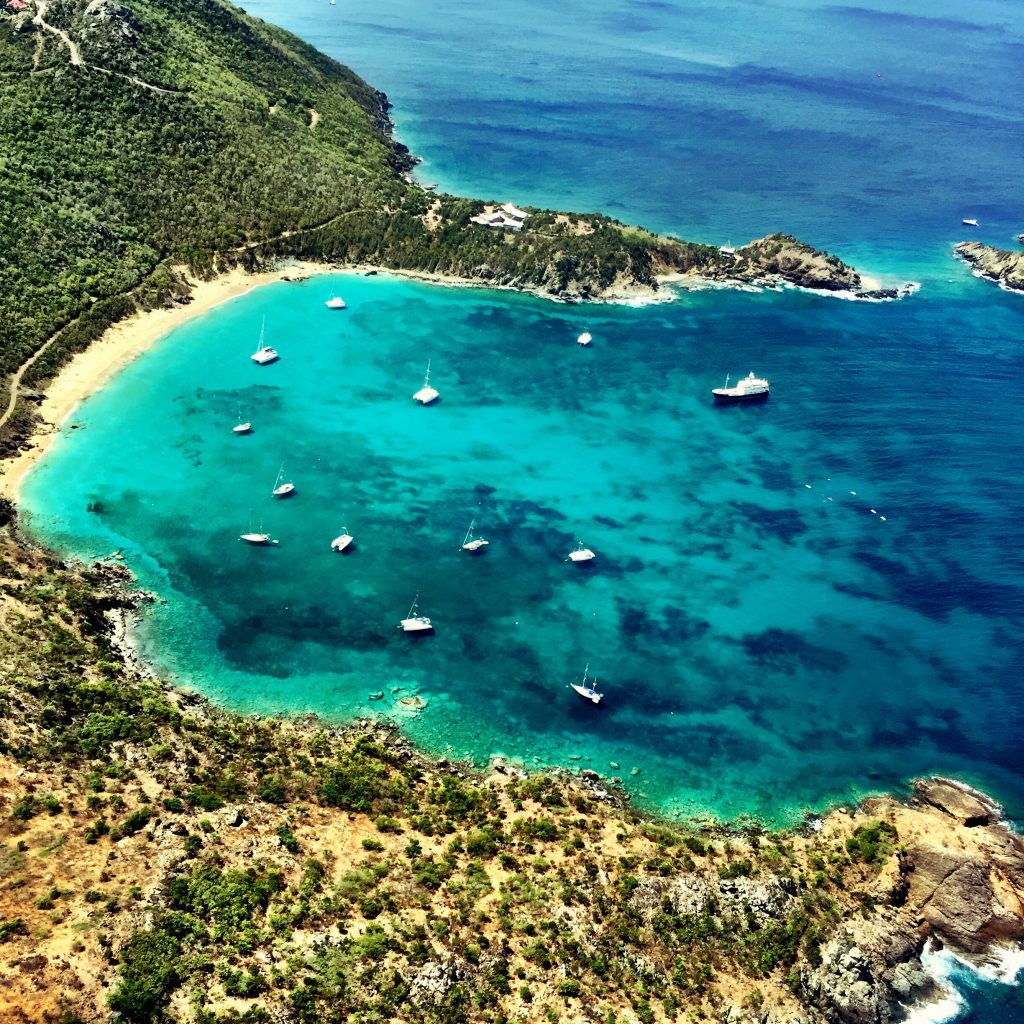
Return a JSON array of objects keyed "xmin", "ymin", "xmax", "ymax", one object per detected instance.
[
  {"xmin": 461, "ymin": 518, "xmax": 489, "ymax": 553},
  {"xmin": 251, "ymin": 316, "xmax": 279, "ymax": 365},
  {"xmin": 330, "ymin": 528, "xmax": 354, "ymax": 552},
  {"xmin": 325, "ymin": 296, "xmax": 346, "ymax": 309},
  {"xmin": 272, "ymin": 464, "xmax": 295, "ymax": 498},
  {"xmin": 567, "ymin": 541, "xmax": 596, "ymax": 563},
  {"xmin": 577, "ymin": 331, "xmax": 593, "ymax": 346},
  {"xmin": 412, "ymin": 360, "xmax": 440, "ymax": 404},
  {"xmin": 399, "ymin": 593, "xmax": 433, "ymax": 633},
  {"xmin": 569, "ymin": 664, "xmax": 603, "ymax": 705}
]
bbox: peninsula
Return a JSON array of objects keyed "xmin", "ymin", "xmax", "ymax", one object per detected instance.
[
  {"xmin": 954, "ymin": 242, "xmax": 1024, "ymax": 293},
  {"xmin": 2, "ymin": 0, "xmax": 885, "ymax": 457}
]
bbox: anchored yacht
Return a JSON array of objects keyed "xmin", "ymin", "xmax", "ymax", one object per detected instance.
[
  {"xmin": 412, "ymin": 360, "xmax": 440, "ymax": 404},
  {"xmin": 569, "ymin": 664, "xmax": 603, "ymax": 705},
  {"xmin": 712, "ymin": 372, "xmax": 769, "ymax": 403},
  {"xmin": 399, "ymin": 593, "xmax": 433, "ymax": 633},
  {"xmin": 462, "ymin": 518, "xmax": 489, "ymax": 553}
]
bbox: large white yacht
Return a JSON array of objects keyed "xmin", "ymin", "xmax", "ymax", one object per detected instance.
[
  {"xmin": 412, "ymin": 360, "xmax": 440, "ymax": 404},
  {"xmin": 712, "ymin": 372, "xmax": 769, "ymax": 403}
]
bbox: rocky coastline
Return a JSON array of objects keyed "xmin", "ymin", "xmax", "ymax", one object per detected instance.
[
  {"xmin": 954, "ymin": 241, "xmax": 1024, "ymax": 292},
  {"xmin": 0, "ymin": 533, "xmax": 1021, "ymax": 1024}
]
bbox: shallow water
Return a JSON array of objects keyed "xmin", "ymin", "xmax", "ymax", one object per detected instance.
[{"xmin": 22, "ymin": 270, "xmax": 1024, "ymax": 824}]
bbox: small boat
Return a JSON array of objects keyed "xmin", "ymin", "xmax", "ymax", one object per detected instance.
[
  {"xmin": 330, "ymin": 529, "xmax": 354, "ymax": 552},
  {"xmin": 251, "ymin": 316, "xmax": 279, "ymax": 365},
  {"xmin": 461, "ymin": 518, "xmax": 489, "ymax": 553},
  {"xmin": 567, "ymin": 541, "xmax": 596, "ymax": 563},
  {"xmin": 569, "ymin": 664, "xmax": 603, "ymax": 705},
  {"xmin": 412, "ymin": 359, "xmax": 440, "ymax": 404},
  {"xmin": 240, "ymin": 517, "xmax": 277, "ymax": 545},
  {"xmin": 577, "ymin": 331, "xmax": 593, "ymax": 346},
  {"xmin": 325, "ymin": 296, "xmax": 346, "ymax": 309},
  {"xmin": 712, "ymin": 372, "xmax": 769, "ymax": 403},
  {"xmin": 272, "ymin": 464, "xmax": 295, "ymax": 498},
  {"xmin": 232, "ymin": 421, "xmax": 252, "ymax": 434},
  {"xmin": 399, "ymin": 592, "xmax": 433, "ymax": 633},
  {"xmin": 962, "ymin": 218, "xmax": 979, "ymax": 227}
]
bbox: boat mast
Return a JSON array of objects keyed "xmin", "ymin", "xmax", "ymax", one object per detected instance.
[
  {"xmin": 463, "ymin": 518, "xmax": 475, "ymax": 546},
  {"xmin": 424, "ymin": 359, "xmax": 431, "ymax": 388},
  {"xmin": 407, "ymin": 591, "xmax": 419, "ymax": 619},
  {"xmin": 257, "ymin": 315, "xmax": 266, "ymax": 352}
]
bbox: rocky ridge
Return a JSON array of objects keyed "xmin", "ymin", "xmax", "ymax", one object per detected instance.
[{"xmin": 954, "ymin": 241, "xmax": 1024, "ymax": 292}]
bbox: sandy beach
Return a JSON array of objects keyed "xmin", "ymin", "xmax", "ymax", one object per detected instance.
[{"xmin": 0, "ymin": 262, "xmax": 329, "ymax": 502}]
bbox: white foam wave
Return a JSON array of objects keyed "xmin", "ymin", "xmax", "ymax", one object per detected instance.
[{"xmin": 908, "ymin": 941, "xmax": 1024, "ymax": 1024}]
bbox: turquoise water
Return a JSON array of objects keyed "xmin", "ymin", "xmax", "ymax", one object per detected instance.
[
  {"xmin": 21, "ymin": 0, "xmax": 1024, "ymax": 1010},
  {"xmin": 18, "ymin": 3, "xmax": 1024, "ymax": 811}
]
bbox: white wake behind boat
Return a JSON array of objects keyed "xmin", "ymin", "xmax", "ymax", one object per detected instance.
[
  {"xmin": 251, "ymin": 316, "xmax": 279, "ymax": 365},
  {"xmin": 399, "ymin": 592, "xmax": 433, "ymax": 633},
  {"xmin": 461, "ymin": 518, "xmax": 489, "ymax": 553},
  {"xmin": 569, "ymin": 664, "xmax": 603, "ymax": 705},
  {"xmin": 567, "ymin": 541, "xmax": 596, "ymax": 563},
  {"xmin": 577, "ymin": 331, "xmax": 593, "ymax": 346},
  {"xmin": 331, "ymin": 529, "xmax": 354, "ymax": 552},
  {"xmin": 325, "ymin": 296, "xmax": 346, "ymax": 309},
  {"xmin": 272, "ymin": 463, "xmax": 295, "ymax": 498},
  {"xmin": 412, "ymin": 359, "xmax": 440, "ymax": 404}
]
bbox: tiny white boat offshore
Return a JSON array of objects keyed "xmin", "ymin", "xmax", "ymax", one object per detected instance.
[
  {"xmin": 325, "ymin": 296, "xmax": 346, "ymax": 309},
  {"xmin": 567, "ymin": 541, "xmax": 596, "ymax": 563},
  {"xmin": 272, "ymin": 464, "xmax": 295, "ymax": 498},
  {"xmin": 712, "ymin": 372, "xmax": 769, "ymax": 403},
  {"xmin": 962, "ymin": 218, "xmax": 979, "ymax": 227},
  {"xmin": 569, "ymin": 664, "xmax": 603, "ymax": 705},
  {"xmin": 577, "ymin": 331, "xmax": 593, "ymax": 347},
  {"xmin": 240, "ymin": 531, "xmax": 277, "ymax": 545},
  {"xmin": 412, "ymin": 359, "xmax": 440, "ymax": 404},
  {"xmin": 330, "ymin": 529, "xmax": 354, "ymax": 553},
  {"xmin": 399, "ymin": 593, "xmax": 433, "ymax": 633},
  {"xmin": 251, "ymin": 316, "xmax": 279, "ymax": 365},
  {"xmin": 232, "ymin": 421, "xmax": 252, "ymax": 435},
  {"xmin": 461, "ymin": 518, "xmax": 489, "ymax": 553}
]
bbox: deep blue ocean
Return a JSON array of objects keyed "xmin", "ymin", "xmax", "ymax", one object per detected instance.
[{"xmin": 19, "ymin": 0, "xmax": 1024, "ymax": 1015}]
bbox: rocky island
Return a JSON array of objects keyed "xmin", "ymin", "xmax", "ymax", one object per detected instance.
[
  {"xmin": 0, "ymin": 531, "xmax": 1021, "ymax": 1024},
  {"xmin": 955, "ymin": 242, "xmax": 1024, "ymax": 292}
]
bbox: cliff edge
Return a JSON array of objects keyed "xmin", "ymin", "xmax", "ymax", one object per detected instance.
[{"xmin": 955, "ymin": 241, "xmax": 1024, "ymax": 292}]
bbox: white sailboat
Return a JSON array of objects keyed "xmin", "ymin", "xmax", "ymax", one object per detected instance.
[
  {"xmin": 577, "ymin": 331, "xmax": 593, "ymax": 346},
  {"xmin": 251, "ymin": 316, "xmax": 279, "ymax": 365},
  {"xmin": 331, "ymin": 527, "xmax": 354, "ymax": 552},
  {"xmin": 461, "ymin": 518, "xmax": 489, "ymax": 553},
  {"xmin": 325, "ymin": 295, "xmax": 346, "ymax": 309},
  {"xmin": 567, "ymin": 541, "xmax": 596, "ymax": 563},
  {"xmin": 412, "ymin": 359, "xmax": 440, "ymax": 404},
  {"xmin": 233, "ymin": 405, "xmax": 252, "ymax": 434},
  {"xmin": 399, "ymin": 592, "xmax": 433, "ymax": 633},
  {"xmin": 240, "ymin": 516, "xmax": 277, "ymax": 545},
  {"xmin": 569, "ymin": 664, "xmax": 603, "ymax": 705},
  {"xmin": 272, "ymin": 463, "xmax": 295, "ymax": 498}
]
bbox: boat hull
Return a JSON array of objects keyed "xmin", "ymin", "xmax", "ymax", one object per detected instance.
[
  {"xmin": 331, "ymin": 536, "xmax": 354, "ymax": 552},
  {"xmin": 400, "ymin": 617, "xmax": 433, "ymax": 634},
  {"xmin": 570, "ymin": 684, "xmax": 602, "ymax": 704},
  {"xmin": 712, "ymin": 390, "xmax": 769, "ymax": 403}
]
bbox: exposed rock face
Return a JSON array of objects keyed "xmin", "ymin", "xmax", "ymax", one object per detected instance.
[
  {"xmin": 954, "ymin": 241, "xmax": 1024, "ymax": 291},
  {"xmin": 729, "ymin": 234, "xmax": 862, "ymax": 292}
]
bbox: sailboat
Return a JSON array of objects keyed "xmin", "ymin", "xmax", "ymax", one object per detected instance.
[
  {"xmin": 330, "ymin": 527, "xmax": 354, "ymax": 552},
  {"xmin": 272, "ymin": 463, "xmax": 295, "ymax": 498},
  {"xmin": 399, "ymin": 592, "xmax": 433, "ymax": 633},
  {"xmin": 325, "ymin": 294, "xmax": 346, "ymax": 309},
  {"xmin": 251, "ymin": 316, "xmax": 279, "ymax": 365},
  {"xmin": 577, "ymin": 331, "xmax": 593, "ymax": 346},
  {"xmin": 567, "ymin": 541, "xmax": 596, "ymax": 563},
  {"xmin": 240, "ymin": 516, "xmax": 277, "ymax": 545},
  {"xmin": 461, "ymin": 518, "xmax": 489, "ymax": 553},
  {"xmin": 232, "ymin": 405, "xmax": 252, "ymax": 434},
  {"xmin": 569, "ymin": 664, "xmax": 603, "ymax": 705},
  {"xmin": 412, "ymin": 359, "xmax": 440, "ymax": 404}
]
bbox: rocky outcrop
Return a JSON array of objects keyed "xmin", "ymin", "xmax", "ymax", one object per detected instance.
[
  {"xmin": 728, "ymin": 234, "xmax": 862, "ymax": 291},
  {"xmin": 954, "ymin": 241, "xmax": 1024, "ymax": 292}
]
